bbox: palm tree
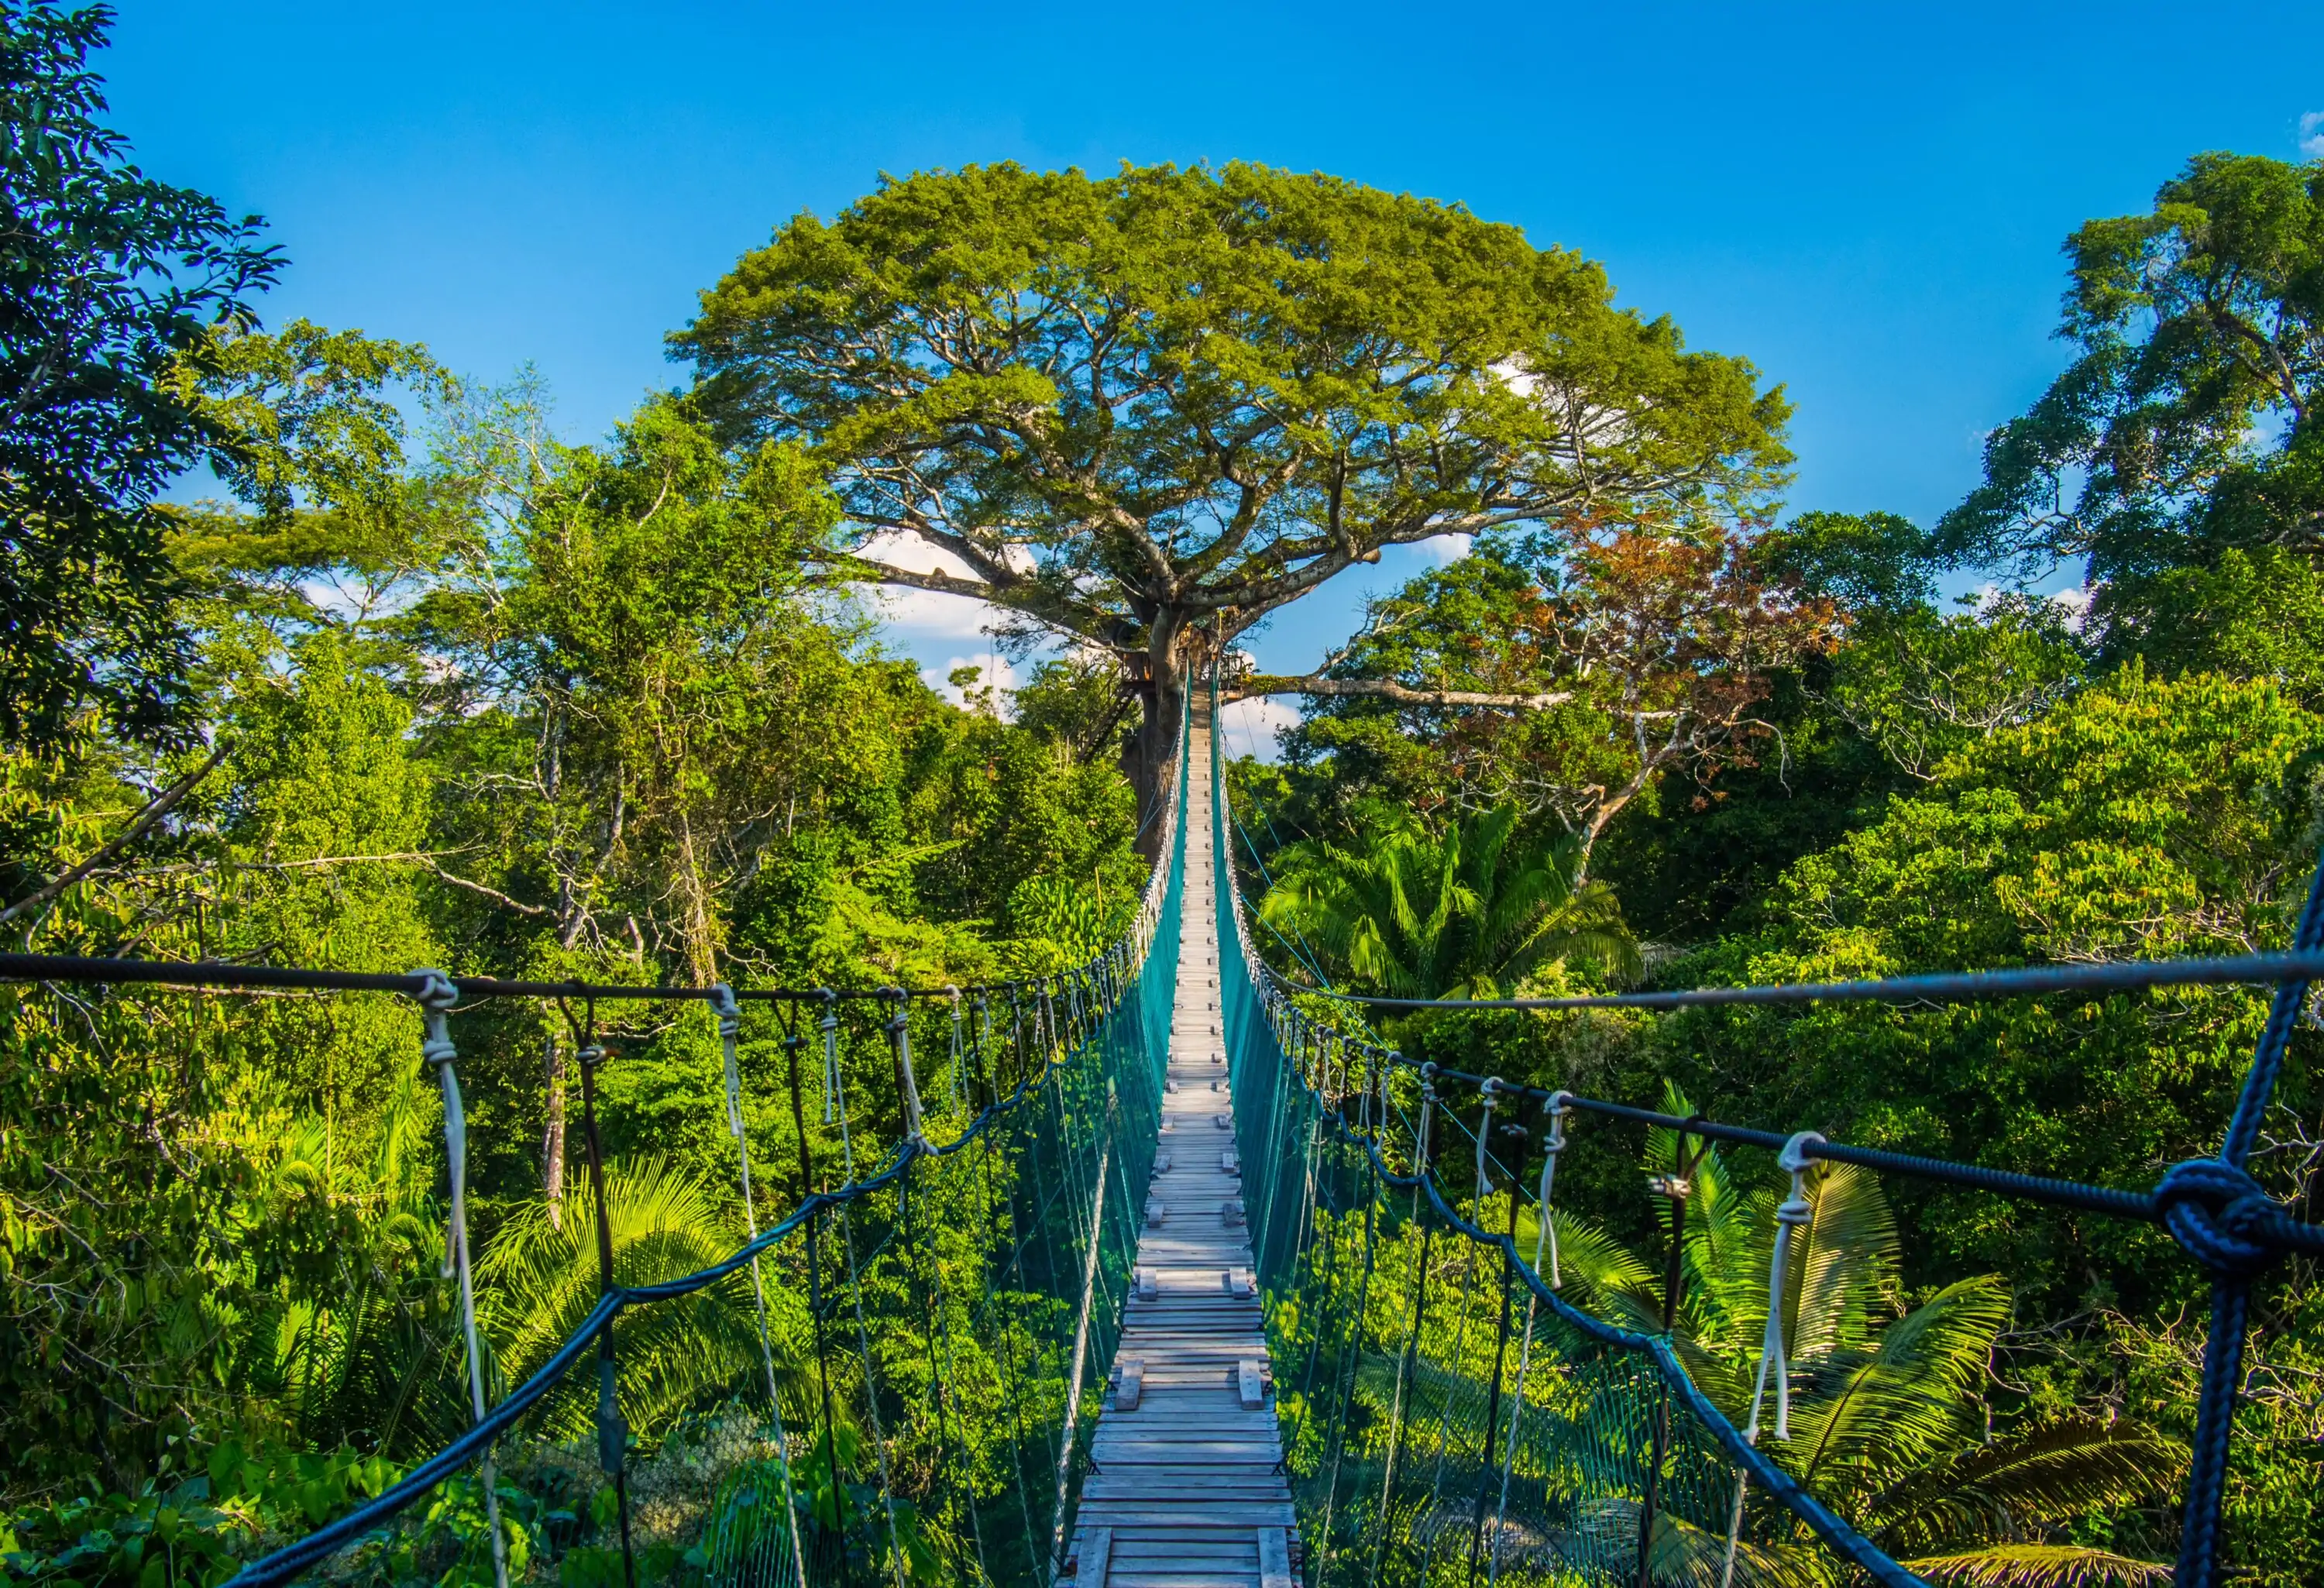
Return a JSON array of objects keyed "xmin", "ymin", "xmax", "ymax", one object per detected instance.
[
  {"xmin": 478, "ymin": 1155, "xmax": 784, "ymax": 1444},
  {"xmin": 1540, "ymin": 1087, "xmax": 2178, "ymax": 1586},
  {"xmin": 1258, "ymin": 804, "xmax": 1642, "ymax": 999},
  {"xmin": 242, "ymin": 1071, "xmax": 472, "ymax": 1455}
]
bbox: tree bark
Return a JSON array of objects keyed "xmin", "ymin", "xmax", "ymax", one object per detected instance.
[
  {"xmin": 542, "ymin": 1033, "xmax": 566, "ymax": 1231},
  {"xmin": 1123, "ymin": 620, "xmax": 1190, "ymax": 857}
]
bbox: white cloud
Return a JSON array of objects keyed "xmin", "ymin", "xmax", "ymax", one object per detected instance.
[
  {"xmin": 1219, "ymin": 695, "xmax": 1300, "ymax": 763},
  {"xmin": 2047, "ymin": 586, "xmax": 2092, "ymax": 633},
  {"xmin": 2302, "ymin": 111, "xmax": 2324, "ymax": 160},
  {"xmin": 921, "ymin": 652, "xmax": 1021, "ymax": 713},
  {"xmin": 851, "ymin": 530, "xmax": 1009, "ymax": 648},
  {"xmin": 1419, "ymin": 532, "xmax": 1474, "ymax": 564}
]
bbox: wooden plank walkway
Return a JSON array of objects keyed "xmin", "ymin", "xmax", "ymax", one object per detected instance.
[{"xmin": 1064, "ymin": 708, "xmax": 1297, "ymax": 1588}]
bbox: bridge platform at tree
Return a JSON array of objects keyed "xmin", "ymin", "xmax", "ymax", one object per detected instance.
[{"xmin": 1064, "ymin": 713, "xmax": 1297, "ymax": 1588}]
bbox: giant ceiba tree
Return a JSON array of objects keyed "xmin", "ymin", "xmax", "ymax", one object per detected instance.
[{"xmin": 676, "ymin": 162, "xmax": 1791, "ymax": 813}]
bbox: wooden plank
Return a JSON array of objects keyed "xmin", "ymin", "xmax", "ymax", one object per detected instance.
[
  {"xmin": 1080, "ymin": 1524, "xmax": 1113, "ymax": 1588},
  {"xmin": 1238, "ymin": 1359, "xmax": 1267, "ymax": 1411},
  {"xmin": 1257, "ymin": 1527, "xmax": 1292, "ymax": 1588}
]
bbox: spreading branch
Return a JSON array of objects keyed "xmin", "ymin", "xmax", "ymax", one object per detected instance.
[{"xmin": 1225, "ymin": 675, "xmax": 1576, "ymax": 710}]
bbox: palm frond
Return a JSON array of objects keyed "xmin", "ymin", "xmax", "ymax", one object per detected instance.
[
  {"xmin": 478, "ymin": 1154, "xmax": 772, "ymax": 1440},
  {"xmin": 1868, "ymin": 1417, "xmax": 2182, "ymax": 1553},
  {"xmin": 1898, "ymin": 1544, "xmax": 2171, "ymax": 1587},
  {"xmin": 1786, "ymin": 1164, "xmax": 1901, "ymax": 1363}
]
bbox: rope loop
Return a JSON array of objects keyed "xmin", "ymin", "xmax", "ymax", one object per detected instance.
[
  {"xmin": 2156, "ymin": 1157, "xmax": 2284, "ymax": 1277},
  {"xmin": 816, "ymin": 988, "xmax": 840, "ymax": 1125},
  {"xmin": 710, "ymin": 985, "xmax": 745, "ymax": 1139},
  {"xmin": 1536, "ymin": 1091, "xmax": 1574, "ymax": 1288},
  {"xmin": 408, "ymin": 970, "xmax": 464, "ymax": 1277},
  {"xmin": 1475, "ymin": 1078, "xmax": 1504, "ymax": 1201},
  {"xmin": 1748, "ymin": 1129, "xmax": 1826, "ymax": 1443},
  {"xmin": 413, "ymin": 968, "xmax": 459, "ymax": 1074},
  {"xmin": 888, "ymin": 987, "xmax": 926, "ymax": 1142}
]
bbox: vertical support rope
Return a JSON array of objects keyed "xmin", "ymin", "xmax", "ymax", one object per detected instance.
[
  {"xmin": 410, "ymin": 971, "xmax": 509, "ymax": 1588},
  {"xmin": 1489, "ymin": 1090, "xmax": 1570, "ymax": 1586},
  {"xmin": 782, "ymin": 1011, "xmax": 844, "ymax": 1581},
  {"xmin": 819, "ymin": 988, "xmax": 841, "ymax": 1129},
  {"xmin": 574, "ymin": 1033, "xmax": 637, "ymax": 1588},
  {"xmin": 1047, "ymin": 1132, "xmax": 1114, "ymax": 1579},
  {"xmin": 1718, "ymin": 1129, "xmax": 1825, "ymax": 1588},
  {"xmin": 1316, "ymin": 1119, "xmax": 1381, "ymax": 1575},
  {"xmin": 1466, "ymin": 1118, "xmax": 1522, "ymax": 1588},
  {"xmin": 946, "ymin": 985, "xmax": 964, "ymax": 1112},
  {"xmin": 710, "ymin": 985, "xmax": 807, "ymax": 1588},
  {"xmin": 1411, "ymin": 1084, "xmax": 1497, "ymax": 1584},
  {"xmin": 1369, "ymin": 1074, "xmax": 1439, "ymax": 1588},
  {"xmin": 1637, "ymin": 1125, "xmax": 1708, "ymax": 1588},
  {"xmin": 827, "ymin": 1001, "xmax": 906, "ymax": 1588}
]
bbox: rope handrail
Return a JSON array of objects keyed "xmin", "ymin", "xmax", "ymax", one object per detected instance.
[
  {"xmin": 1257, "ymin": 1009, "xmax": 2324, "ymax": 1246},
  {"xmin": 1287, "ymin": 947, "xmax": 2324, "ymax": 1011},
  {"xmin": 0, "ymin": 950, "xmax": 1136, "ymax": 1004}
]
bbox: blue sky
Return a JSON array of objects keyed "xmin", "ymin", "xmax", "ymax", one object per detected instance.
[{"xmin": 106, "ymin": 1, "xmax": 2322, "ymax": 753}]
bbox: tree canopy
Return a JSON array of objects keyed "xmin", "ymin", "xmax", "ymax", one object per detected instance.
[
  {"xmin": 1940, "ymin": 152, "xmax": 2323, "ymax": 600},
  {"xmin": 0, "ymin": 0, "xmax": 280, "ymax": 754},
  {"xmin": 675, "ymin": 160, "xmax": 1791, "ymax": 807}
]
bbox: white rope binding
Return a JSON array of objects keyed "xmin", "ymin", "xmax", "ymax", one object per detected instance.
[
  {"xmin": 710, "ymin": 986, "xmax": 808, "ymax": 1588},
  {"xmin": 1488, "ymin": 1088, "xmax": 1572, "ymax": 1586},
  {"xmin": 1721, "ymin": 1127, "xmax": 1825, "ymax": 1588},
  {"xmin": 1752, "ymin": 1130, "xmax": 1824, "ymax": 1442},
  {"xmin": 411, "ymin": 970, "xmax": 510, "ymax": 1588},
  {"xmin": 946, "ymin": 985, "xmax": 964, "ymax": 1110},
  {"xmin": 818, "ymin": 995, "xmax": 841, "ymax": 1131}
]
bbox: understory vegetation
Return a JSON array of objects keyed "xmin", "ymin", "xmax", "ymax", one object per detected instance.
[{"xmin": 3, "ymin": 2, "xmax": 2322, "ymax": 1581}]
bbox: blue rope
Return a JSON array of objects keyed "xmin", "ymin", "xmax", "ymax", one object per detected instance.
[{"xmin": 1301, "ymin": 943, "xmax": 2324, "ymax": 1012}]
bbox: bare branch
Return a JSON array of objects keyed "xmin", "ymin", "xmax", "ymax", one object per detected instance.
[
  {"xmin": 427, "ymin": 866, "xmax": 553, "ymax": 918},
  {"xmin": 0, "ymin": 744, "xmax": 229, "ymax": 930}
]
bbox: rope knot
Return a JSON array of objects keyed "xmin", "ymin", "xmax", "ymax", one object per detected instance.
[
  {"xmin": 410, "ymin": 969, "xmax": 459, "ymax": 1074},
  {"xmin": 1776, "ymin": 1131, "xmax": 1824, "ymax": 1229},
  {"xmin": 412, "ymin": 968, "xmax": 458, "ymax": 1014},
  {"xmin": 2155, "ymin": 1157, "xmax": 2281, "ymax": 1277},
  {"xmin": 710, "ymin": 984, "xmax": 741, "ymax": 1041},
  {"xmin": 1542, "ymin": 1091, "xmax": 1573, "ymax": 1157}
]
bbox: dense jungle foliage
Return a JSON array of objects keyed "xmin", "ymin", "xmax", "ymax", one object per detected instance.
[
  {"xmin": 1229, "ymin": 153, "xmax": 2324, "ymax": 1584},
  {"xmin": 3, "ymin": 2, "xmax": 2322, "ymax": 1582}
]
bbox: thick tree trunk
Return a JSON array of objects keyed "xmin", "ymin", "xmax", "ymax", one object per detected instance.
[{"xmin": 1124, "ymin": 612, "xmax": 1196, "ymax": 857}]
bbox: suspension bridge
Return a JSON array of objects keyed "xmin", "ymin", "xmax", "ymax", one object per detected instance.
[{"xmin": 7, "ymin": 682, "xmax": 2324, "ymax": 1587}]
